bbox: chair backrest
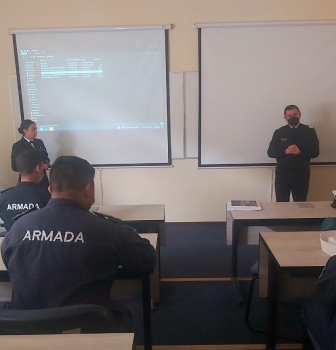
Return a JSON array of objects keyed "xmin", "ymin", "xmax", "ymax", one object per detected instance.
[
  {"xmin": 307, "ymin": 329, "xmax": 325, "ymax": 350},
  {"xmin": 0, "ymin": 304, "xmax": 119, "ymax": 335},
  {"xmin": 320, "ymin": 217, "xmax": 336, "ymax": 231}
]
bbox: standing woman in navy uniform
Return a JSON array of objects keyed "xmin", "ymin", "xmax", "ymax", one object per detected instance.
[{"xmin": 11, "ymin": 119, "xmax": 50, "ymax": 189}]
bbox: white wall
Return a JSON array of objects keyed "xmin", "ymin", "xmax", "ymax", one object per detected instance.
[{"xmin": 1, "ymin": 0, "xmax": 336, "ymax": 222}]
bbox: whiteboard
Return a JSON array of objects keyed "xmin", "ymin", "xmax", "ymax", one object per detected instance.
[{"xmin": 198, "ymin": 21, "xmax": 336, "ymax": 167}]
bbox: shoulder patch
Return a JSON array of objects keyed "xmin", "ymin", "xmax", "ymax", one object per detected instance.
[
  {"xmin": 309, "ymin": 125, "xmax": 314, "ymax": 129},
  {"xmin": 0, "ymin": 187, "xmax": 14, "ymax": 194},
  {"xmin": 12, "ymin": 207, "xmax": 38, "ymax": 221},
  {"xmin": 91, "ymin": 211, "xmax": 121, "ymax": 223}
]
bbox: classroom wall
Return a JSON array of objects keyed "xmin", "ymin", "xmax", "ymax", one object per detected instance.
[{"xmin": 1, "ymin": 0, "xmax": 336, "ymax": 222}]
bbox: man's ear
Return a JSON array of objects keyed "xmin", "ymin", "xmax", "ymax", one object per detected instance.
[
  {"xmin": 48, "ymin": 185, "xmax": 52, "ymax": 194},
  {"xmin": 36, "ymin": 163, "xmax": 43, "ymax": 175},
  {"xmin": 84, "ymin": 183, "xmax": 94, "ymax": 198}
]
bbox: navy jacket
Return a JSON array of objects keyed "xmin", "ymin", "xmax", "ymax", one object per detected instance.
[
  {"xmin": 303, "ymin": 256, "xmax": 336, "ymax": 350},
  {"xmin": 1, "ymin": 198, "xmax": 156, "ymax": 310},
  {"xmin": 11, "ymin": 137, "xmax": 49, "ymax": 172},
  {"xmin": 0, "ymin": 182, "xmax": 50, "ymax": 231},
  {"xmin": 267, "ymin": 123, "xmax": 319, "ymax": 172},
  {"xmin": 11, "ymin": 137, "xmax": 50, "ymax": 188}
]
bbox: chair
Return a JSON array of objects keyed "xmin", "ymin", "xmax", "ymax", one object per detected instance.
[
  {"xmin": 244, "ymin": 261, "xmax": 261, "ymax": 332},
  {"xmin": 306, "ymin": 330, "xmax": 324, "ymax": 350},
  {"xmin": 0, "ymin": 304, "xmax": 120, "ymax": 335},
  {"xmin": 244, "ymin": 260, "xmax": 301, "ymax": 340}
]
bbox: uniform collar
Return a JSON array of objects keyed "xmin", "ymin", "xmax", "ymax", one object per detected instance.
[
  {"xmin": 288, "ymin": 122, "xmax": 301, "ymax": 129},
  {"xmin": 47, "ymin": 198, "xmax": 87, "ymax": 211},
  {"xmin": 16, "ymin": 181, "xmax": 40, "ymax": 187}
]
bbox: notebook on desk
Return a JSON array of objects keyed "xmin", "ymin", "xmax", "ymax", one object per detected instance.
[
  {"xmin": 297, "ymin": 203, "xmax": 314, "ymax": 208},
  {"xmin": 228, "ymin": 200, "xmax": 261, "ymax": 211}
]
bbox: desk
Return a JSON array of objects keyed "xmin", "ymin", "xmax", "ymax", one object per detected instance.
[
  {"xmin": 111, "ymin": 233, "xmax": 160, "ymax": 304},
  {"xmin": 259, "ymin": 231, "xmax": 329, "ymax": 350},
  {"xmin": 226, "ymin": 201, "xmax": 336, "ymax": 302},
  {"xmin": 93, "ymin": 204, "xmax": 165, "ymax": 243},
  {"xmin": 0, "ymin": 233, "xmax": 157, "ymax": 350},
  {"xmin": 0, "ymin": 333, "xmax": 134, "ymax": 349},
  {"xmin": 93, "ymin": 204, "xmax": 165, "ymax": 278}
]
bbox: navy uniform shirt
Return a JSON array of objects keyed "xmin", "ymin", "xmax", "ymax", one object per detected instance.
[
  {"xmin": 0, "ymin": 198, "xmax": 156, "ymax": 310},
  {"xmin": 303, "ymin": 255, "xmax": 336, "ymax": 350},
  {"xmin": 0, "ymin": 182, "xmax": 50, "ymax": 231},
  {"xmin": 267, "ymin": 123, "xmax": 319, "ymax": 172},
  {"xmin": 11, "ymin": 138, "xmax": 49, "ymax": 172}
]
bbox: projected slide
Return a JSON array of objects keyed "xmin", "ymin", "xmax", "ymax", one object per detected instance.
[{"xmin": 13, "ymin": 28, "xmax": 171, "ymax": 166}]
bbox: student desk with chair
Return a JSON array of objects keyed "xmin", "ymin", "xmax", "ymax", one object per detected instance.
[
  {"xmin": 0, "ymin": 333, "xmax": 134, "ymax": 350},
  {"xmin": 92, "ymin": 204, "xmax": 165, "ymax": 243},
  {"xmin": 259, "ymin": 231, "xmax": 329, "ymax": 350},
  {"xmin": 226, "ymin": 201, "xmax": 336, "ymax": 303},
  {"xmin": 92, "ymin": 204, "xmax": 165, "ymax": 281},
  {"xmin": 0, "ymin": 233, "xmax": 158, "ymax": 350}
]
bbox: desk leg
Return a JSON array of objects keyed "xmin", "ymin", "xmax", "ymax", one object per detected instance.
[
  {"xmin": 142, "ymin": 273, "xmax": 152, "ymax": 350},
  {"xmin": 232, "ymin": 221, "xmax": 244, "ymax": 304},
  {"xmin": 266, "ymin": 254, "xmax": 279, "ymax": 350}
]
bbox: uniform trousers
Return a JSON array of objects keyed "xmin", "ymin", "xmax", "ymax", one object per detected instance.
[{"xmin": 275, "ymin": 167, "xmax": 310, "ymax": 202}]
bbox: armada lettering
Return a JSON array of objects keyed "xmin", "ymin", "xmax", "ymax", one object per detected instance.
[
  {"xmin": 32, "ymin": 230, "xmax": 41, "ymax": 240},
  {"xmin": 64, "ymin": 232, "xmax": 74, "ymax": 242},
  {"xmin": 53, "ymin": 231, "xmax": 63, "ymax": 242},
  {"xmin": 41, "ymin": 230, "xmax": 53, "ymax": 241},
  {"xmin": 74, "ymin": 232, "xmax": 84, "ymax": 243},
  {"xmin": 7, "ymin": 203, "xmax": 40, "ymax": 211},
  {"xmin": 23, "ymin": 230, "xmax": 84, "ymax": 243}
]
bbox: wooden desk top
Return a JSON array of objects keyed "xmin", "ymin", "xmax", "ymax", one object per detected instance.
[
  {"xmin": 229, "ymin": 201, "xmax": 336, "ymax": 220},
  {"xmin": 139, "ymin": 233, "xmax": 158, "ymax": 249},
  {"xmin": 92, "ymin": 204, "xmax": 165, "ymax": 221},
  {"xmin": 0, "ymin": 333, "xmax": 134, "ymax": 350},
  {"xmin": 260, "ymin": 231, "xmax": 330, "ymax": 268}
]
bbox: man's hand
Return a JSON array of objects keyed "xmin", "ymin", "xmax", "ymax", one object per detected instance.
[{"xmin": 285, "ymin": 145, "xmax": 301, "ymax": 155}]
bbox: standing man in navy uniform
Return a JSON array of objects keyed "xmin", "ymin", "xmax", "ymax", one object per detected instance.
[
  {"xmin": 267, "ymin": 105, "xmax": 319, "ymax": 202},
  {"xmin": 0, "ymin": 149, "xmax": 50, "ymax": 231},
  {"xmin": 11, "ymin": 119, "xmax": 50, "ymax": 189},
  {"xmin": 1, "ymin": 156, "xmax": 156, "ymax": 331}
]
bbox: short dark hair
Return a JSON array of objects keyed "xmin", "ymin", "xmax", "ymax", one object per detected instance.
[
  {"xmin": 50, "ymin": 156, "xmax": 95, "ymax": 192},
  {"xmin": 16, "ymin": 149, "xmax": 43, "ymax": 175},
  {"xmin": 284, "ymin": 105, "xmax": 300, "ymax": 116},
  {"xmin": 18, "ymin": 119, "xmax": 36, "ymax": 135}
]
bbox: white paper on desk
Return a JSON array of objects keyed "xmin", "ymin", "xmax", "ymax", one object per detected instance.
[{"xmin": 227, "ymin": 202, "xmax": 262, "ymax": 211}]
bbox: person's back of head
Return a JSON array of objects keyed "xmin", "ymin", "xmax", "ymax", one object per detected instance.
[
  {"xmin": 50, "ymin": 156, "xmax": 95, "ymax": 209},
  {"xmin": 16, "ymin": 149, "xmax": 44, "ymax": 183}
]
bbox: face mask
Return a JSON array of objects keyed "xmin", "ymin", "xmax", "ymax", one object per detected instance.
[{"xmin": 288, "ymin": 116, "xmax": 299, "ymax": 127}]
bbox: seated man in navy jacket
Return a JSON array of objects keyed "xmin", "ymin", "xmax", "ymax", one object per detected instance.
[
  {"xmin": 302, "ymin": 217, "xmax": 336, "ymax": 350},
  {"xmin": 1, "ymin": 155, "xmax": 156, "ymax": 330},
  {"xmin": 0, "ymin": 149, "xmax": 50, "ymax": 231},
  {"xmin": 302, "ymin": 255, "xmax": 336, "ymax": 350}
]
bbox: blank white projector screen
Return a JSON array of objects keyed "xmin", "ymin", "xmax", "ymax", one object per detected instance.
[
  {"xmin": 12, "ymin": 27, "xmax": 171, "ymax": 166},
  {"xmin": 199, "ymin": 21, "xmax": 336, "ymax": 167}
]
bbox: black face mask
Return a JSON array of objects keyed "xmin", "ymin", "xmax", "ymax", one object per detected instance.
[{"xmin": 288, "ymin": 116, "xmax": 299, "ymax": 127}]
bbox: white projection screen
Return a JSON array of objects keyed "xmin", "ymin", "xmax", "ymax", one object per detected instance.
[
  {"xmin": 198, "ymin": 21, "xmax": 336, "ymax": 167},
  {"xmin": 11, "ymin": 26, "xmax": 171, "ymax": 166}
]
